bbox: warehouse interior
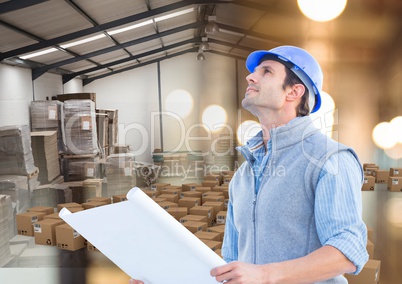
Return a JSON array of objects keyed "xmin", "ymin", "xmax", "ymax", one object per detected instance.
[{"xmin": 1, "ymin": 0, "xmax": 402, "ymax": 283}]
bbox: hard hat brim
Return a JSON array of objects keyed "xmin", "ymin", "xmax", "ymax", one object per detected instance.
[{"xmin": 246, "ymin": 50, "xmax": 322, "ymax": 113}]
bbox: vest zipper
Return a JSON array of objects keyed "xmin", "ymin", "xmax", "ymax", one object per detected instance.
[{"xmin": 253, "ymin": 193, "xmax": 257, "ymax": 264}]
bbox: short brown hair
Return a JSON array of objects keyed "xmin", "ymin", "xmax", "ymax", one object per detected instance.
[{"xmin": 282, "ymin": 67, "xmax": 310, "ymax": 117}]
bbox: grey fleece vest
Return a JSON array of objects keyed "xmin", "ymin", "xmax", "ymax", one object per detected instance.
[{"xmin": 231, "ymin": 116, "xmax": 358, "ymax": 283}]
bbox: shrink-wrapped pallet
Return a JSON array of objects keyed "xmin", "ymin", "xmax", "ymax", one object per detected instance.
[
  {"xmin": 0, "ymin": 125, "xmax": 39, "ymax": 177},
  {"xmin": 62, "ymin": 100, "xmax": 99, "ymax": 155},
  {"xmin": 106, "ymin": 154, "xmax": 136, "ymax": 197},
  {"xmin": 30, "ymin": 100, "xmax": 65, "ymax": 153},
  {"xmin": 31, "ymin": 131, "xmax": 60, "ymax": 184}
]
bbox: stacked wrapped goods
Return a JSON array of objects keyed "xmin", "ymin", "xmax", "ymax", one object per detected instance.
[
  {"xmin": 0, "ymin": 176, "xmax": 30, "ymax": 214},
  {"xmin": 0, "ymin": 195, "xmax": 12, "ymax": 266},
  {"xmin": 106, "ymin": 153, "xmax": 136, "ymax": 197},
  {"xmin": 30, "ymin": 131, "xmax": 60, "ymax": 184},
  {"xmin": 62, "ymin": 100, "xmax": 99, "ymax": 155},
  {"xmin": 0, "ymin": 125, "xmax": 39, "ymax": 177},
  {"xmin": 30, "ymin": 100, "xmax": 65, "ymax": 153},
  {"xmin": 30, "ymin": 183, "xmax": 72, "ymax": 207}
]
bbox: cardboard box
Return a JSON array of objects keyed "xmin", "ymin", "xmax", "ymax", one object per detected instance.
[
  {"xmin": 87, "ymin": 196, "xmax": 112, "ymax": 204},
  {"xmin": 56, "ymin": 92, "xmax": 96, "ymax": 104},
  {"xmin": 373, "ymin": 170, "xmax": 389, "ymax": 184},
  {"xmin": 142, "ymin": 189, "xmax": 159, "ymax": 198},
  {"xmin": 161, "ymin": 188, "xmax": 181, "ymax": 196},
  {"xmin": 216, "ymin": 211, "xmax": 227, "ymax": 225},
  {"xmin": 344, "ymin": 259, "xmax": 381, "ymax": 284},
  {"xmin": 81, "ymin": 201, "xmax": 107, "ymax": 209},
  {"xmin": 178, "ymin": 197, "xmax": 201, "ymax": 210},
  {"xmin": 87, "ymin": 241, "xmax": 100, "ymax": 252},
  {"xmin": 362, "ymin": 176, "xmax": 375, "ymax": 191},
  {"xmin": 203, "ymin": 202, "xmax": 224, "ymax": 220},
  {"xmin": 180, "ymin": 191, "xmax": 202, "ymax": 199},
  {"xmin": 202, "ymin": 180, "xmax": 219, "ymax": 189},
  {"xmin": 363, "ymin": 163, "xmax": 377, "ymax": 171},
  {"xmin": 367, "ymin": 239, "xmax": 374, "ymax": 259},
  {"xmin": 158, "ymin": 201, "xmax": 178, "ymax": 210},
  {"xmin": 193, "ymin": 186, "xmax": 213, "ymax": 194},
  {"xmin": 158, "ymin": 193, "xmax": 179, "ymax": 203},
  {"xmin": 389, "ymin": 168, "xmax": 402, "ymax": 177},
  {"xmin": 212, "ymin": 186, "xmax": 229, "ymax": 199},
  {"xmin": 166, "ymin": 207, "xmax": 188, "ymax": 221},
  {"xmin": 202, "ymin": 195, "xmax": 225, "ymax": 204},
  {"xmin": 367, "ymin": 226, "xmax": 374, "ymax": 243},
  {"xmin": 204, "ymin": 174, "xmax": 222, "ymax": 183},
  {"xmin": 68, "ymin": 207, "xmax": 84, "ymax": 213},
  {"xmin": 180, "ymin": 214, "xmax": 208, "ymax": 224},
  {"xmin": 182, "ymin": 183, "xmax": 202, "ymax": 192},
  {"xmin": 207, "ymin": 225, "xmax": 225, "ymax": 241},
  {"xmin": 28, "ymin": 206, "xmax": 55, "ymax": 215},
  {"xmin": 190, "ymin": 206, "xmax": 214, "ymax": 226},
  {"xmin": 387, "ymin": 177, "xmax": 402, "ymax": 192},
  {"xmin": 150, "ymin": 183, "xmax": 170, "ymax": 192},
  {"xmin": 112, "ymin": 194, "xmax": 127, "ymax": 203},
  {"xmin": 57, "ymin": 202, "xmax": 82, "ymax": 212},
  {"xmin": 365, "ymin": 167, "xmax": 379, "ymax": 176},
  {"xmin": 16, "ymin": 212, "xmax": 46, "ymax": 236},
  {"xmin": 215, "ymin": 249, "xmax": 222, "ymax": 257},
  {"xmin": 194, "ymin": 231, "xmax": 221, "ymax": 241},
  {"xmin": 56, "ymin": 223, "xmax": 86, "ymax": 251},
  {"xmin": 201, "ymin": 240, "xmax": 222, "ymax": 251},
  {"xmin": 44, "ymin": 212, "xmax": 64, "ymax": 221},
  {"xmin": 34, "ymin": 219, "xmax": 64, "ymax": 246},
  {"xmin": 182, "ymin": 221, "xmax": 208, "ymax": 233},
  {"xmin": 152, "ymin": 197, "xmax": 167, "ymax": 203}
]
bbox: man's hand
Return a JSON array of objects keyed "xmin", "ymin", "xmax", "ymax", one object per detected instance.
[
  {"xmin": 129, "ymin": 279, "xmax": 144, "ymax": 284},
  {"xmin": 210, "ymin": 261, "xmax": 271, "ymax": 284}
]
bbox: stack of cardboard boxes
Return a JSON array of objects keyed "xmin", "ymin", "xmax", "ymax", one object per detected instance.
[
  {"xmin": 0, "ymin": 195, "xmax": 13, "ymax": 266},
  {"xmin": 144, "ymin": 170, "xmax": 234, "ymax": 257},
  {"xmin": 15, "ymin": 196, "xmax": 124, "ymax": 253},
  {"xmin": 361, "ymin": 162, "xmax": 402, "ymax": 193}
]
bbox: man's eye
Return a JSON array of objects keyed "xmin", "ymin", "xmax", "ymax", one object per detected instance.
[{"xmin": 263, "ymin": 68, "xmax": 271, "ymax": 74}]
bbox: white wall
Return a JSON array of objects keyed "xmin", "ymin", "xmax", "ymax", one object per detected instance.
[
  {"xmin": 0, "ymin": 64, "xmax": 33, "ymax": 127},
  {"xmin": 82, "ymin": 53, "xmax": 239, "ymax": 162},
  {"xmin": 83, "ymin": 63, "xmax": 159, "ymax": 163}
]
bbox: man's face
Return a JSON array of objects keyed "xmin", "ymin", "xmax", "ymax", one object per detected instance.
[{"xmin": 242, "ymin": 60, "xmax": 288, "ymax": 115}]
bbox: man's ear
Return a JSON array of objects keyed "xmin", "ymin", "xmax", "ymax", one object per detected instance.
[{"xmin": 286, "ymin": 84, "xmax": 305, "ymax": 102}]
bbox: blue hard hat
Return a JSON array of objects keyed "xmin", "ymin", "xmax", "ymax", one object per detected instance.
[{"xmin": 246, "ymin": 46, "xmax": 323, "ymax": 113}]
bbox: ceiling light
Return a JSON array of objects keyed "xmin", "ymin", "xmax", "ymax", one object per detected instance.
[
  {"xmin": 205, "ymin": 16, "xmax": 219, "ymax": 34},
  {"xmin": 18, "ymin": 8, "xmax": 193, "ymax": 60},
  {"xmin": 108, "ymin": 20, "xmax": 153, "ymax": 35},
  {"xmin": 61, "ymin": 34, "xmax": 106, "ymax": 48},
  {"xmin": 199, "ymin": 37, "xmax": 209, "ymax": 51},
  {"xmin": 20, "ymin": 48, "xmax": 58, "ymax": 59},
  {"xmin": 297, "ymin": 0, "xmax": 347, "ymax": 22},
  {"xmin": 154, "ymin": 7, "xmax": 194, "ymax": 22},
  {"xmin": 196, "ymin": 50, "xmax": 205, "ymax": 61}
]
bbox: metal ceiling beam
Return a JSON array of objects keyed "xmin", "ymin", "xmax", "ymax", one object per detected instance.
[
  {"xmin": 82, "ymin": 47, "xmax": 198, "ymax": 86},
  {"xmin": 1, "ymin": 19, "xmax": 107, "ymax": 75},
  {"xmin": 74, "ymin": 36, "xmax": 259, "ymax": 85},
  {"xmin": 0, "ymin": 0, "xmax": 225, "ymax": 61},
  {"xmin": 208, "ymin": 38, "xmax": 255, "ymax": 52},
  {"xmin": 208, "ymin": 50, "xmax": 246, "ymax": 61},
  {"xmin": 34, "ymin": 21, "xmax": 205, "ymax": 80},
  {"xmin": 64, "ymin": 37, "xmax": 200, "ymax": 84},
  {"xmin": 217, "ymin": 23, "xmax": 289, "ymax": 45},
  {"xmin": 0, "ymin": 0, "xmax": 49, "ymax": 14},
  {"xmin": 64, "ymin": 0, "xmax": 135, "ymax": 59}
]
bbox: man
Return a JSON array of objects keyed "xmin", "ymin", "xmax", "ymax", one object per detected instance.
[
  {"xmin": 130, "ymin": 45, "xmax": 368, "ymax": 284},
  {"xmin": 210, "ymin": 46, "xmax": 368, "ymax": 283}
]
